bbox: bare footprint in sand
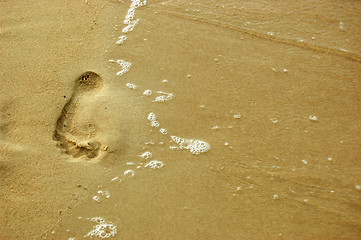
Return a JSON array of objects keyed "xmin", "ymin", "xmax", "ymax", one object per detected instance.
[{"xmin": 53, "ymin": 71, "xmax": 107, "ymax": 161}]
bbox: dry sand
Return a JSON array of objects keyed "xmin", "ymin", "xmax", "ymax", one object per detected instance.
[{"xmin": 1, "ymin": 0, "xmax": 361, "ymax": 239}]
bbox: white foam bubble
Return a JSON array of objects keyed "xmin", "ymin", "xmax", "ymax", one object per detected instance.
[
  {"xmin": 131, "ymin": 0, "xmax": 147, "ymax": 8},
  {"xmin": 339, "ymin": 21, "xmax": 344, "ymax": 30},
  {"xmin": 86, "ymin": 217, "xmax": 117, "ymax": 239},
  {"xmin": 147, "ymin": 112, "xmax": 156, "ymax": 121},
  {"xmin": 122, "ymin": 19, "xmax": 139, "ymax": 33},
  {"xmin": 124, "ymin": 170, "xmax": 135, "ymax": 176},
  {"xmin": 147, "ymin": 112, "xmax": 160, "ymax": 127},
  {"xmin": 139, "ymin": 151, "xmax": 152, "ymax": 159},
  {"xmin": 309, "ymin": 115, "xmax": 318, "ymax": 122},
  {"xmin": 116, "ymin": 35, "xmax": 127, "ymax": 45},
  {"xmin": 111, "ymin": 176, "xmax": 120, "ymax": 182},
  {"xmin": 93, "ymin": 190, "xmax": 110, "ymax": 203},
  {"xmin": 121, "ymin": 0, "xmax": 146, "ymax": 34},
  {"xmin": 143, "ymin": 89, "xmax": 152, "ymax": 96},
  {"xmin": 171, "ymin": 136, "xmax": 211, "ymax": 155},
  {"xmin": 97, "ymin": 190, "xmax": 110, "ymax": 199},
  {"xmin": 145, "ymin": 160, "xmax": 164, "ymax": 169},
  {"xmin": 233, "ymin": 114, "xmax": 241, "ymax": 119},
  {"xmin": 159, "ymin": 128, "xmax": 167, "ymax": 135},
  {"xmin": 113, "ymin": 59, "xmax": 131, "ymax": 76},
  {"xmin": 124, "ymin": 10, "xmax": 135, "ymax": 24},
  {"xmin": 152, "ymin": 121, "xmax": 160, "ymax": 127},
  {"xmin": 153, "ymin": 91, "xmax": 174, "ymax": 102},
  {"xmin": 270, "ymin": 118, "xmax": 279, "ymax": 123},
  {"xmin": 125, "ymin": 83, "xmax": 136, "ymax": 89}
]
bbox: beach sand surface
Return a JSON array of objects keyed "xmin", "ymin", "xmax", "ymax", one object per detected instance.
[{"xmin": 1, "ymin": 0, "xmax": 361, "ymax": 239}]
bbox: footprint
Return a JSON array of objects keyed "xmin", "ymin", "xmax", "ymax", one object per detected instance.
[{"xmin": 53, "ymin": 71, "xmax": 106, "ymax": 160}]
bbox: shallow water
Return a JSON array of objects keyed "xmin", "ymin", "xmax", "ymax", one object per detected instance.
[{"xmin": 1, "ymin": 0, "xmax": 361, "ymax": 239}]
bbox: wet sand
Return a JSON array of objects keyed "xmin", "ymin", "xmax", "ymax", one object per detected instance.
[{"xmin": 1, "ymin": 0, "xmax": 361, "ymax": 239}]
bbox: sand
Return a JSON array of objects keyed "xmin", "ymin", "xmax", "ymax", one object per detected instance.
[{"xmin": 1, "ymin": 0, "xmax": 361, "ymax": 239}]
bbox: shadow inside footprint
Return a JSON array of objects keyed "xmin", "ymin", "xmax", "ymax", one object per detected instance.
[{"xmin": 53, "ymin": 71, "xmax": 104, "ymax": 160}]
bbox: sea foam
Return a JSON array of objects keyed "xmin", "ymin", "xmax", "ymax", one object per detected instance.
[{"xmin": 171, "ymin": 136, "xmax": 211, "ymax": 155}]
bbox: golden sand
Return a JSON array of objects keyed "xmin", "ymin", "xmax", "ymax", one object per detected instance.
[{"xmin": 1, "ymin": 0, "xmax": 361, "ymax": 239}]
